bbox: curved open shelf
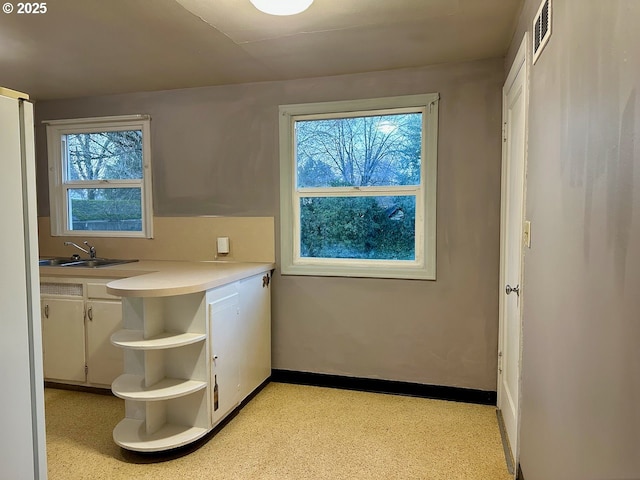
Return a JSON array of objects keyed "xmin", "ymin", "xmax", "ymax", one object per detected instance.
[
  {"xmin": 112, "ymin": 374, "xmax": 207, "ymax": 401},
  {"xmin": 113, "ymin": 418, "xmax": 209, "ymax": 452},
  {"xmin": 111, "ymin": 330, "xmax": 206, "ymax": 350}
]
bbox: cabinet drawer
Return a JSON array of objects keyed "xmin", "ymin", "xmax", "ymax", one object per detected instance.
[{"xmin": 87, "ymin": 282, "xmax": 120, "ymax": 300}]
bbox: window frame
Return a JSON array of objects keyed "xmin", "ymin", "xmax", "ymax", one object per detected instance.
[
  {"xmin": 45, "ymin": 114, "xmax": 153, "ymax": 238},
  {"xmin": 279, "ymin": 94, "xmax": 438, "ymax": 280}
]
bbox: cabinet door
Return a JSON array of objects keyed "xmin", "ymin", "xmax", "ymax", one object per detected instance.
[
  {"xmin": 238, "ymin": 273, "xmax": 272, "ymax": 400},
  {"xmin": 41, "ymin": 298, "xmax": 85, "ymax": 382},
  {"xmin": 209, "ymin": 293, "xmax": 240, "ymax": 424},
  {"xmin": 86, "ymin": 300, "xmax": 123, "ymax": 386}
]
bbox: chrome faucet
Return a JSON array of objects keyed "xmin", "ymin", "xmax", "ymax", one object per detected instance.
[{"xmin": 64, "ymin": 241, "xmax": 97, "ymax": 259}]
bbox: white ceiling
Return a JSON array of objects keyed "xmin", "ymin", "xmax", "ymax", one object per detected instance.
[{"xmin": 0, "ymin": 0, "xmax": 522, "ymax": 101}]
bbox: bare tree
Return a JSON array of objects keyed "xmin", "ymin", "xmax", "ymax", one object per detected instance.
[
  {"xmin": 67, "ymin": 131, "xmax": 142, "ymax": 199},
  {"xmin": 296, "ymin": 113, "xmax": 420, "ymax": 187}
]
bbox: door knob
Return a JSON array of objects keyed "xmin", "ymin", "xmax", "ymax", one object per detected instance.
[{"xmin": 505, "ymin": 284, "xmax": 520, "ymax": 296}]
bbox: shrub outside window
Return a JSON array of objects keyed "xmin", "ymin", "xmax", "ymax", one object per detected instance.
[
  {"xmin": 279, "ymin": 94, "xmax": 438, "ymax": 280},
  {"xmin": 45, "ymin": 115, "xmax": 153, "ymax": 238}
]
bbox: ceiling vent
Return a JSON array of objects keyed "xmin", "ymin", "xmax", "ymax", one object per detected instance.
[{"xmin": 532, "ymin": 0, "xmax": 551, "ymax": 64}]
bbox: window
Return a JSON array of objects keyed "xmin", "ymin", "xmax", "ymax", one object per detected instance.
[
  {"xmin": 279, "ymin": 94, "xmax": 438, "ymax": 280},
  {"xmin": 45, "ymin": 115, "xmax": 153, "ymax": 238}
]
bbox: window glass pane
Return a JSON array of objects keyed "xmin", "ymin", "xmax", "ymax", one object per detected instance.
[
  {"xmin": 300, "ymin": 196, "xmax": 416, "ymax": 260},
  {"xmin": 295, "ymin": 113, "xmax": 422, "ymax": 188},
  {"xmin": 68, "ymin": 188, "xmax": 142, "ymax": 232},
  {"xmin": 64, "ymin": 130, "xmax": 143, "ymax": 181}
]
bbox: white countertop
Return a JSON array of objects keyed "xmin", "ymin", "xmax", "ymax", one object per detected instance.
[{"xmin": 40, "ymin": 260, "xmax": 274, "ymax": 297}]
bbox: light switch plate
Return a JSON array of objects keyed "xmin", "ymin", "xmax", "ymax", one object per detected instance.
[
  {"xmin": 523, "ymin": 221, "xmax": 531, "ymax": 248},
  {"xmin": 217, "ymin": 237, "xmax": 230, "ymax": 254}
]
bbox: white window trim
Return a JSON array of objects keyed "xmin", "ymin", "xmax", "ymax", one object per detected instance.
[
  {"xmin": 45, "ymin": 114, "xmax": 153, "ymax": 238},
  {"xmin": 279, "ymin": 94, "xmax": 438, "ymax": 280}
]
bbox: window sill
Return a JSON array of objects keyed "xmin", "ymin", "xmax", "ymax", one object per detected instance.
[{"xmin": 280, "ymin": 262, "xmax": 436, "ymax": 280}]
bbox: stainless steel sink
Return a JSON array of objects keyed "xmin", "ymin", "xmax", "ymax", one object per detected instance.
[
  {"xmin": 64, "ymin": 258, "xmax": 138, "ymax": 268},
  {"xmin": 39, "ymin": 257, "xmax": 138, "ymax": 268},
  {"xmin": 38, "ymin": 257, "xmax": 79, "ymax": 266}
]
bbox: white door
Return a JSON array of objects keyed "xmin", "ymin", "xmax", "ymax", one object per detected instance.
[{"xmin": 498, "ymin": 34, "xmax": 528, "ymax": 461}]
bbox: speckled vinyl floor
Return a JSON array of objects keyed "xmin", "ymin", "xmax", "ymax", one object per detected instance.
[{"xmin": 45, "ymin": 383, "xmax": 511, "ymax": 480}]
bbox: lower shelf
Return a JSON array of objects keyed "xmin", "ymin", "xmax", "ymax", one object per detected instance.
[
  {"xmin": 111, "ymin": 330, "xmax": 206, "ymax": 350},
  {"xmin": 112, "ymin": 374, "xmax": 207, "ymax": 401},
  {"xmin": 113, "ymin": 418, "xmax": 210, "ymax": 452}
]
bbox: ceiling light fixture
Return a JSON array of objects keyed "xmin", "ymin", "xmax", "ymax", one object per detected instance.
[{"xmin": 249, "ymin": 0, "xmax": 314, "ymax": 16}]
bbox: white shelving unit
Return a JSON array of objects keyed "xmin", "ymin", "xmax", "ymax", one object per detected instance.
[
  {"xmin": 111, "ymin": 291, "xmax": 211, "ymax": 451},
  {"xmin": 110, "ymin": 271, "xmax": 272, "ymax": 452}
]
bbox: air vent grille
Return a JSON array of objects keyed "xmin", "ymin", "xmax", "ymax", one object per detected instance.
[
  {"xmin": 41, "ymin": 283, "xmax": 83, "ymax": 296},
  {"xmin": 532, "ymin": 0, "xmax": 551, "ymax": 64}
]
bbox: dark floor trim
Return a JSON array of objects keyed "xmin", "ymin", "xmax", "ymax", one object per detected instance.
[
  {"xmin": 271, "ymin": 369, "xmax": 497, "ymax": 405},
  {"xmin": 45, "ymin": 381, "xmax": 114, "ymax": 396},
  {"xmin": 496, "ymin": 409, "xmax": 515, "ymax": 475},
  {"xmin": 516, "ymin": 463, "xmax": 525, "ymax": 480}
]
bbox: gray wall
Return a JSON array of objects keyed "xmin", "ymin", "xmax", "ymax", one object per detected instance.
[
  {"xmin": 35, "ymin": 58, "xmax": 504, "ymax": 391},
  {"xmin": 507, "ymin": 1, "xmax": 640, "ymax": 479}
]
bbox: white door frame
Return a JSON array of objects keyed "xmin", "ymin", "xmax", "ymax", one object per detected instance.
[{"xmin": 497, "ymin": 32, "xmax": 529, "ymax": 468}]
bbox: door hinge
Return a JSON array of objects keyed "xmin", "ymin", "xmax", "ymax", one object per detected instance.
[
  {"xmin": 498, "ymin": 351, "xmax": 503, "ymax": 374},
  {"xmin": 85, "ymin": 365, "xmax": 88, "ymax": 376},
  {"xmin": 502, "ymin": 122, "xmax": 507, "ymax": 142}
]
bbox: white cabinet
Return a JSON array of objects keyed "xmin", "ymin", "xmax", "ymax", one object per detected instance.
[
  {"xmin": 86, "ymin": 299, "xmax": 123, "ymax": 386},
  {"xmin": 209, "ymin": 284, "xmax": 241, "ymax": 424},
  {"xmin": 41, "ymin": 296, "xmax": 85, "ymax": 383},
  {"xmin": 40, "ymin": 277, "xmax": 123, "ymax": 388},
  {"xmin": 86, "ymin": 281, "xmax": 124, "ymax": 386},
  {"xmin": 237, "ymin": 274, "xmax": 271, "ymax": 400},
  {"xmin": 207, "ymin": 272, "xmax": 272, "ymax": 429},
  {"xmin": 208, "ymin": 273, "xmax": 272, "ymax": 423},
  {"xmin": 111, "ymin": 270, "xmax": 272, "ymax": 452}
]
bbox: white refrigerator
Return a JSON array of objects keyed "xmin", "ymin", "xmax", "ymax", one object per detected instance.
[{"xmin": 0, "ymin": 87, "xmax": 47, "ymax": 479}]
